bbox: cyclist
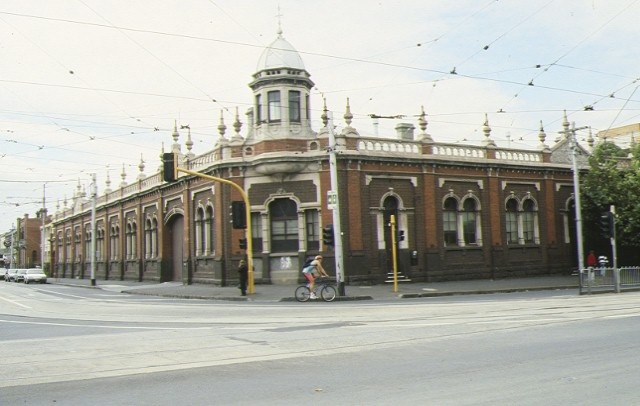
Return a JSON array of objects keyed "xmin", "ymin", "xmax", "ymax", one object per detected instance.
[{"xmin": 302, "ymin": 255, "xmax": 329, "ymax": 299}]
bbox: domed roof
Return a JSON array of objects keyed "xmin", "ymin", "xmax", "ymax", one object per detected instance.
[{"xmin": 256, "ymin": 30, "xmax": 305, "ymax": 71}]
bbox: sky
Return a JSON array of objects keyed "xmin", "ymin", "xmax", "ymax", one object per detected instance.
[{"xmin": 1, "ymin": 0, "xmax": 640, "ymax": 233}]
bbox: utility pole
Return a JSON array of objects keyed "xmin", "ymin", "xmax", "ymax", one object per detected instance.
[
  {"xmin": 90, "ymin": 173, "xmax": 97, "ymax": 286},
  {"xmin": 41, "ymin": 183, "xmax": 46, "ymax": 271},
  {"xmin": 9, "ymin": 224, "xmax": 15, "ymax": 269},
  {"xmin": 563, "ymin": 121, "xmax": 589, "ymax": 271},
  {"xmin": 326, "ymin": 109, "xmax": 345, "ymax": 296}
]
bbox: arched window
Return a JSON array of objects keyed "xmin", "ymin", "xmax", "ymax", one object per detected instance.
[
  {"xmin": 270, "ymin": 198, "xmax": 298, "ymax": 252},
  {"xmin": 195, "ymin": 207, "xmax": 205, "ymax": 256},
  {"xmin": 506, "ymin": 199, "xmax": 519, "ymax": 244},
  {"xmin": 110, "ymin": 225, "xmax": 119, "ymax": 260},
  {"xmin": 131, "ymin": 222, "xmax": 137, "ymax": 258},
  {"xmin": 205, "ymin": 206, "xmax": 214, "ymax": 255},
  {"xmin": 462, "ymin": 199, "xmax": 477, "ymax": 245},
  {"xmin": 443, "ymin": 197, "xmax": 458, "ymax": 246},
  {"xmin": 145, "ymin": 219, "xmax": 152, "ymax": 259},
  {"xmin": 522, "ymin": 200, "xmax": 536, "ymax": 243}
]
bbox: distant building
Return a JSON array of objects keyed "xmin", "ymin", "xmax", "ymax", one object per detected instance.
[
  {"xmin": 50, "ymin": 28, "xmax": 588, "ymax": 285},
  {"xmin": 597, "ymin": 123, "xmax": 640, "ymax": 148}
]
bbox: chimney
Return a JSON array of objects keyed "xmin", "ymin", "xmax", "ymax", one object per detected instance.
[{"xmin": 395, "ymin": 123, "xmax": 415, "ymax": 140}]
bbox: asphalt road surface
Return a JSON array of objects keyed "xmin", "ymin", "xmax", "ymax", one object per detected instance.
[{"xmin": 1, "ymin": 282, "xmax": 639, "ymax": 405}]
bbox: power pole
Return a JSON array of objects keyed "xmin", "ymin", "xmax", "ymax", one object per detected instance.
[
  {"xmin": 563, "ymin": 121, "xmax": 588, "ymax": 271},
  {"xmin": 326, "ymin": 111, "xmax": 346, "ymax": 296},
  {"xmin": 90, "ymin": 173, "xmax": 97, "ymax": 286}
]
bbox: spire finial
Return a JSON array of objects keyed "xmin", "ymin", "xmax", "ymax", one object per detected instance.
[
  {"xmin": 276, "ymin": 5, "xmax": 283, "ymax": 37},
  {"xmin": 321, "ymin": 98, "xmax": 328, "ymax": 128}
]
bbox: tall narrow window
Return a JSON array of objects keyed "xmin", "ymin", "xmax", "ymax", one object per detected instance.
[
  {"xmin": 288, "ymin": 91, "xmax": 301, "ymax": 122},
  {"xmin": 131, "ymin": 222, "xmax": 137, "ymax": 258},
  {"xmin": 145, "ymin": 219, "xmax": 152, "ymax": 259},
  {"xmin": 522, "ymin": 200, "xmax": 535, "ymax": 243},
  {"xmin": 84, "ymin": 226, "xmax": 91, "ymax": 263},
  {"xmin": 305, "ymin": 94, "xmax": 310, "ymax": 122},
  {"xmin": 96, "ymin": 227, "xmax": 104, "ymax": 261},
  {"xmin": 195, "ymin": 208, "xmax": 205, "ymax": 256},
  {"xmin": 506, "ymin": 199, "xmax": 519, "ymax": 244},
  {"xmin": 251, "ymin": 212, "xmax": 263, "ymax": 253},
  {"xmin": 267, "ymin": 91, "xmax": 281, "ymax": 122},
  {"xmin": 255, "ymin": 94, "xmax": 262, "ymax": 124},
  {"xmin": 206, "ymin": 206, "xmax": 214, "ymax": 255},
  {"xmin": 462, "ymin": 199, "xmax": 477, "ymax": 245},
  {"xmin": 151, "ymin": 219, "xmax": 158, "ymax": 258},
  {"xmin": 306, "ymin": 209, "xmax": 319, "ymax": 251},
  {"xmin": 270, "ymin": 198, "xmax": 298, "ymax": 252},
  {"xmin": 443, "ymin": 197, "xmax": 458, "ymax": 246},
  {"xmin": 74, "ymin": 227, "xmax": 81, "ymax": 262}
]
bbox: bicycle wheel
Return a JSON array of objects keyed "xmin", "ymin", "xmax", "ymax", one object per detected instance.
[
  {"xmin": 320, "ymin": 284, "xmax": 337, "ymax": 302},
  {"xmin": 295, "ymin": 285, "xmax": 311, "ymax": 302}
]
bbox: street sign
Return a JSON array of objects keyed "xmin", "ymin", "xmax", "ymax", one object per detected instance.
[{"xmin": 327, "ymin": 190, "xmax": 337, "ymax": 210}]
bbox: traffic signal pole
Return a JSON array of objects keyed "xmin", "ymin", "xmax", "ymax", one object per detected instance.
[{"xmin": 167, "ymin": 161, "xmax": 254, "ymax": 294}]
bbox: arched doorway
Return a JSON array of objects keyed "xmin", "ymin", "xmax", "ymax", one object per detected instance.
[
  {"xmin": 165, "ymin": 215, "xmax": 184, "ymax": 282},
  {"xmin": 383, "ymin": 196, "xmax": 400, "ymax": 272}
]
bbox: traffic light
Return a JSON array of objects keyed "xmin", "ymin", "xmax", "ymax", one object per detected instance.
[
  {"xmin": 162, "ymin": 152, "xmax": 177, "ymax": 182},
  {"xmin": 322, "ymin": 224, "xmax": 334, "ymax": 246},
  {"xmin": 231, "ymin": 201, "xmax": 246, "ymax": 229},
  {"xmin": 239, "ymin": 238, "xmax": 247, "ymax": 250},
  {"xmin": 397, "ymin": 230, "xmax": 405, "ymax": 241},
  {"xmin": 599, "ymin": 212, "xmax": 614, "ymax": 238}
]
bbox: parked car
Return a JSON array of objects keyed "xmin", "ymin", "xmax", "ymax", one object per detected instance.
[
  {"xmin": 5, "ymin": 268, "xmax": 18, "ymax": 282},
  {"xmin": 13, "ymin": 269, "xmax": 28, "ymax": 283},
  {"xmin": 23, "ymin": 269, "xmax": 47, "ymax": 284}
]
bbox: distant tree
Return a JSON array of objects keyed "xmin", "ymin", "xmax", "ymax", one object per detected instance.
[{"xmin": 582, "ymin": 141, "xmax": 640, "ymax": 248}]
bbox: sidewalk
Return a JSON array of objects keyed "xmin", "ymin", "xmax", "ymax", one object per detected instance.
[{"xmin": 49, "ymin": 274, "xmax": 580, "ymax": 302}]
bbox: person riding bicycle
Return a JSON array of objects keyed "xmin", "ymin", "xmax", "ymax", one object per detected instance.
[{"xmin": 302, "ymin": 255, "xmax": 329, "ymax": 299}]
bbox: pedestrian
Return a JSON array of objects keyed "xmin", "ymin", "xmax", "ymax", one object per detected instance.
[
  {"xmin": 238, "ymin": 259, "xmax": 248, "ymax": 296},
  {"xmin": 586, "ymin": 250, "xmax": 597, "ymax": 268}
]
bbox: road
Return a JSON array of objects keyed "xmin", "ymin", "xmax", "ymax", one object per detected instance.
[{"xmin": 1, "ymin": 282, "xmax": 639, "ymax": 405}]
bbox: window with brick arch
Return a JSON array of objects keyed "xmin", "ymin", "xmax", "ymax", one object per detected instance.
[
  {"xmin": 270, "ymin": 198, "xmax": 298, "ymax": 252},
  {"xmin": 522, "ymin": 199, "xmax": 536, "ymax": 243},
  {"xmin": 462, "ymin": 198, "xmax": 477, "ymax": 245},
  {"xmin": 505, "ymin": 198, "xmax": 519, "ymax": 244},
  {"xmin": 443, "ymin": 197, "xmax": 458, "ymax": 246}
]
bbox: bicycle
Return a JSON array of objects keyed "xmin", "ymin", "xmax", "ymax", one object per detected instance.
[{"xmin": 295, "ymin": 277, "xmax": 337, "ymax": 302}]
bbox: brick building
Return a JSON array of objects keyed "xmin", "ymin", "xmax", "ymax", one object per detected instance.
[{"xmin": 50, "ymin": 30, "xmax": 588, "ymax": 285}]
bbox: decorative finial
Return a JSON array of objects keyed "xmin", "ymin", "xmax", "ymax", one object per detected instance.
[
  {"xmin": 344, "ymin": 98, "xmax": 353, "ymax": 127},
  {"xmin": 538, "ymin": 120, "xmax": 548, "ymax": 150},
  {"xmin": 138, "ymin": 154, "xmax": 144, "ymax": 179},
  {"xmin": 482, "ymin": 114, "xmax": 496, "ymax": 147},
  {"xmin": 276, "ymin": 5, "xmax": 283, "ymax": 37},
  {"xmin": 185, "ymin": 127, "xmax": 193, "ymax": 153},
  {"xmin": 120, "ymin": 163, "xmax": 127, "ymax": 187},
  {"xmin": 587, "ymin": 126, "xmax": 594, "ymax": 148},
  {"xmin": 418, "ymin": 105, "xmax": 433, "ymax": 143},
  {"xmin": 562, "ymin": 110, "xmax": 569, "ymax": 135},
  {"xmin": 218, "ymin": 110, "xmax": 227, "ymax": 138},
  {"xmin": 321, "ymin": 98, "xmax": 328, "ymax": 128},
  {"xmin": 233, "ymin": 107, "xmax": 242, "ymax": 137}
]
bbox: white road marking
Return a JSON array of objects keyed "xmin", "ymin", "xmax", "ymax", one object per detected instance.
[{"xmin": 0, "ymin": 294, "xmax": 31, "ymax": 309}]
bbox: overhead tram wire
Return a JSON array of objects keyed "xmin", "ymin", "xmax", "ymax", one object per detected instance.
[
  {"xmin": 79, "ymin": 0, "xmax": 232, "ymax": 116},
  {"xmin": 498, "ymin": 0, "xmax": 640, "ymax": 112},
  {"xmin": 0, "ymin": 12, "xmax": 155, "ymax": 140}
]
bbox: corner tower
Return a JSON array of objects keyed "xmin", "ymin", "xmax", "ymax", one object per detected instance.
[{"xmin": 247, "ymin": 27, "xmax": 316, "ymax": 142}]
